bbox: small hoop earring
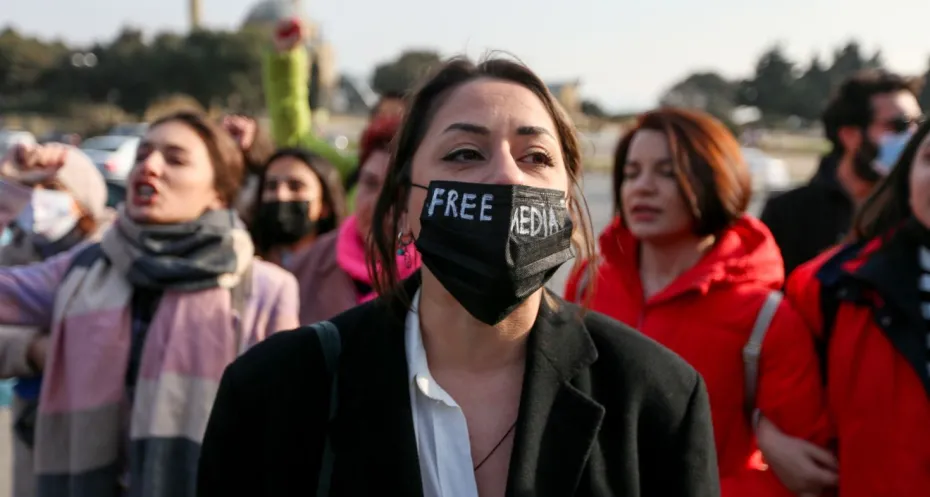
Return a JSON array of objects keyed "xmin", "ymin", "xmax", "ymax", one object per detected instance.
[{"xmin": 396, "ymin": 231, "xmax": 415, "ymax": 268}]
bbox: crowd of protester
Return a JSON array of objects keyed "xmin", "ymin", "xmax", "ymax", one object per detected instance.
[{"xmin": 0, "ymin": 16, "xmax": 926, "ymax": 497}]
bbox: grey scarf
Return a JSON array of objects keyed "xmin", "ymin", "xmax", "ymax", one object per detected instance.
[{"xmin": 100, "ymin": 207, "xmax": 255, "ymax": 291}]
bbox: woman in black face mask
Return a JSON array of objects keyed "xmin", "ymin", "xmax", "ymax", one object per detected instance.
[
  {"xmin": 252, "ymin": 147, "xmax": 346, "ymax": 267},
  {"xmin": 199, "ymin": 57, "xmax": 720, "ymax": 497}
]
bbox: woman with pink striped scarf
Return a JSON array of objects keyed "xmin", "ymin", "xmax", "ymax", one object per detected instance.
[{"xmin": 0, "ymin": 112, "xmax": 299, "ymax": 497}]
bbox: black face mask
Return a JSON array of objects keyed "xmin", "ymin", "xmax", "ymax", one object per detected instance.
[
  {"xmin": 256, "ymin": 201, "xmax": 317, "ymax": 246},
  {"xmin": 413, "ymin": 180, "xmax": 575, "ymax": 325}
]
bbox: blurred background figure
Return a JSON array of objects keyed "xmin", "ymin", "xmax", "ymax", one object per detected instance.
[
  {"xmin": 0, "ymin": 112, "xmax": 299, "ymax": 497},
  {"xmin": 286, "ymin": 115, "xmax": 418, "ymax": 324},
  {"xmin": 222, "ymin": 114, "xmax": 275, "ymax": 227},
  {"xmin": 761, "ymin": 71, "xmax": 923, "ymax": 277},
  {"xmin": 0, "ymin": 142, "xmax": 112, "ymax": 497},
  {"xmin": 251, "ymin": 147, "xmax": 346, "ymax": 265}
]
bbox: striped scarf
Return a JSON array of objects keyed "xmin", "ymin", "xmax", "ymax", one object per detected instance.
[{"xmin": 34, "ymin": 208, "xmax": 254, "ymax": 497}]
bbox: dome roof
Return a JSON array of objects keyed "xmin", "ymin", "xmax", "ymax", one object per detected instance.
[{"xmin": 242, "ymin": 0, "xmax": 300, "ymax": 26}]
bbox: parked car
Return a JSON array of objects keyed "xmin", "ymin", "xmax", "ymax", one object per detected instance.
[
  {"xmin": 0, "ymin": 130, "xmax": 36, "ymax": 157},
  {"xmin": 39, "ymin": 131, "xmax": 82, "ymax": 146},
  {"xmin": 109, "ymin": 122, "xmax": 149, "ymax": 137},
  {"xmin": 81, "ymin": 135, "xmax": 140, "ymax": 183},
  {"xmin": 742, "ymin": 147, "xmax": 791, "ymax": 195}
]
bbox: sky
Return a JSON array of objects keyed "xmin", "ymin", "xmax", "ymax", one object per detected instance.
[{"xmin": 3, "ymin": 0, "xmax": 930, "ymax": 112}]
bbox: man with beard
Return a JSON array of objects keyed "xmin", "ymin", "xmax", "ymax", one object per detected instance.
[{"xmin": 761, "ymin": 70, "xmax": 922, "ymax": 276}]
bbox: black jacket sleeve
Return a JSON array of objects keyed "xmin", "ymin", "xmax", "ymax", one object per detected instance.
[
  {"xmin": 666, "ymin": 374, "xmax": 721, "ymax": 497},
  {"xmin": 197, "ymin": 360, "xmax": 260, "ymax": 497}
]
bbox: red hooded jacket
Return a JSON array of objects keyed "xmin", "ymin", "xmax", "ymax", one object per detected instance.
[
  {"xmin": 786, "ymin": 225, "xmax": 930, "ymax": 497},
  {"xmin": 566, "ymin": 215, "xmax": 830, "ymax": 497}
]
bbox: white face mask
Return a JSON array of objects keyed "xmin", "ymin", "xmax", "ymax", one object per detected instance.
[
  {"xmin": 16, "ymin": 189, "xmax": 79, "ymax": 242},
  {"xmin": 875, "ymin": 131, "xmax": 914, "ymax": 174}
]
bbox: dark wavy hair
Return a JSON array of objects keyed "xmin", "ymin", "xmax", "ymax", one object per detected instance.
[
  {"xmin": 366, "ymin": 55, "xmax": 596, "ymax": 308},
  {"xmin": 252, "ymin": 147, "xmax": 347, "ymax": 253}
]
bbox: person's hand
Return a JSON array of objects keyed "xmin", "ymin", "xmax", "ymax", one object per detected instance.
[
  {"xmin": 0, "ymin": 143, "xmax": 69, "ymax": 186},
  {"xmin": 27, "ymin": 335, "xmax": 49, "ymax": 372},
  {"xmin": 273, "ymin": 17, "xmax": 305, "ymax": 52},
  {"xmin": 222, "ymin": 115, "xmax": 258, "ymax": 152},
  {"xmin": 756, "ymin": 416, "xmax": 838, "ymax": 495}
]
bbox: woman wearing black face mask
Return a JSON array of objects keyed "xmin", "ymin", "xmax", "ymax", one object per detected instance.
[
  {"xmin": 199, "ymin": 57, "xmax": 720, "ymax": 497},
  {"xmin": 252, "ymin": 147, "xmax": 346, "ymax": 268}
]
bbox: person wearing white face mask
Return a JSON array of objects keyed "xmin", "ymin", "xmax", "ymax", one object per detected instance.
[{"xmin": 0, "ymin": 142, "xmax": 113, "ymax": 497}]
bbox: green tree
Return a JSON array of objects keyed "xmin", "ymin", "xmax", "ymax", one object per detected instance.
[
  {"xmin": 738, "ymin": 44, "xmax": 798, "ymax": 118},
  {"xmin": 370, "ymin": 50, "xmax": 442, "ymax": 95},
  {"xmin": 793, "ymin": 55, "xmax": 832, "ymax": 120},
  {"xmin": 581, "ymin": 99, "xmax": 608, "ymax": 118},
  {"xmin": 919, "ymin": 56, "xmax": 930, "ymax": 111},
  {"xmin": 660, "ymin": 71, "xmax": 738, "ymax": 122},
  {"xmin": 827, "ymin": 41, "xmax": 869, "ymax": 88},
  {"xmin": 0, "ymin": 27, "xmax": 68, "ymax": 107}
]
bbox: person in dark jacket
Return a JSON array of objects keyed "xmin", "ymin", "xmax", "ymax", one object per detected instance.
[
  {"xmin": 761, "ymin": 70, "xmax": 922, "ymax": 276},
  {"xmin": 198, "ymin": 56, "xmax": 720, "ymax": 497},
  {"xmin": 778, "ymin": 116, "xmax": 930, "ymax": 497}
]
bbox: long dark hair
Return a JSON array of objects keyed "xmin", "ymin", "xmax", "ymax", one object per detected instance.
[
  {"xmin": 851, "ymin": 119, "xmax": 930, "ymax": 241},
  {"xmin": 366, "ymin": 55, "xmax": 596, "ymax": 308},
  {"xmin": 252, "ymin": 147, "xmax": 347, "ymax": 253}
]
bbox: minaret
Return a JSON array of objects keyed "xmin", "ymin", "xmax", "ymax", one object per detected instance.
[{"xmin": 190, "ymin": 0, "xmax": 203, "ymax": 31}]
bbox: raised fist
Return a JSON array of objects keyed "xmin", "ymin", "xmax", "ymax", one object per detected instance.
[
  {"xmin": 222, "ymin": 115, "xmax": 258, "ymax": 152},
  {"xmin": 273, "ymin": 17, "xmax": 305, "ymax": 53},
  {"xmin": 0, "ymin": 142, "xmax": 69, "ymax": 186}
]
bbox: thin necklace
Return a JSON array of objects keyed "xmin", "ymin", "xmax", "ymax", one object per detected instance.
[{"xmin": 473, "ymin": 420, "xmax": 518, "ymax": 472}]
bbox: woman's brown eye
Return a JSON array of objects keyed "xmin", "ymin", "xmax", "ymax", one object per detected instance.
[{"xmin": 443, "ymin": 149, "xmax": 483, "ymax": 162}]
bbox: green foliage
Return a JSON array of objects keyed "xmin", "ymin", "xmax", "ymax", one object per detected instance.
[
  {"xmin": 370, "ymin": 50, "xmax": 442, "ymax": 95},
  {"xmin": 660, "ymin": 40, "xmax": 900, "ymax": 124},
  {"xmin": 0, "ymin": 25, "xmax": 268, "ymax": 121}
]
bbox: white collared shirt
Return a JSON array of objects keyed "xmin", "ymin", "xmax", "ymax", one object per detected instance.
[{"xmin": 405, "ymin": 289, "xmax": 479, "ymax": 497}]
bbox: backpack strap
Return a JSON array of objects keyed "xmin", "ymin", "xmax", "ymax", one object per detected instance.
[
  {"xmin": 311, "ymin": 320, "xmax": 342, "ymax": 497},
  {"xmin": 813, "ymin": 240, "xmax": 866, "ymax": 385},
  {"xmin": 228, "ymin": 263, "xmax": 254, "ymax": 355},
  {"xmin": 742, "ymin": 290, "xmax": 783, "ymax": 417},
  {"xmin": 817, "ymin": 282, "xmax": 841, "ymax": 384}
]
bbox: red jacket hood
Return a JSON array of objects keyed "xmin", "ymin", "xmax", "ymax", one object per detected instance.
[{"xmin": 599, "ymin": 214, "xmax": 785, "ymax": 299}]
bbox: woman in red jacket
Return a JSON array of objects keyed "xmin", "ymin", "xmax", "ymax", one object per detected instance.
[
  {"xmin": 783, "ymin": 118, "xmax": 930, "ymax": 497},
  {"xmin": 565, "ymin": 108, "xmax": 833, "ymax": 497}
]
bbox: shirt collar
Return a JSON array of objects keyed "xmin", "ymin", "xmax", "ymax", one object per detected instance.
[{"xmin": 404, "ymin": 289, "xmax": 458, "ymax": 407}]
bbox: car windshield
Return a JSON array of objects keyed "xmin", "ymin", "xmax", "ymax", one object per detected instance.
[{"xmin": 81, "ymin": 136, "xmax": 133, "ymax": 152}]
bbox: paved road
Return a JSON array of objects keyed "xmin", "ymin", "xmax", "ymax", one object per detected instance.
[{"xmin": 545, "ymin": 171, "xmax": 777, "ymax": 296}]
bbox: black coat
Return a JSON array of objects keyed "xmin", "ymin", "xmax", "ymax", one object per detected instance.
[
  {"xmin": 198, "ymin": 280, "xmax": 720, "ymax": 497},
  {"xmin": 761, "ymin": 152, "xmax": 854, "ymax": 277}
]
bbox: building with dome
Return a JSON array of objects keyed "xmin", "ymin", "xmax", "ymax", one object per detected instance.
[{"xmin": 241, "ymin": 0, "xmax": 341, "ymax": 112}]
